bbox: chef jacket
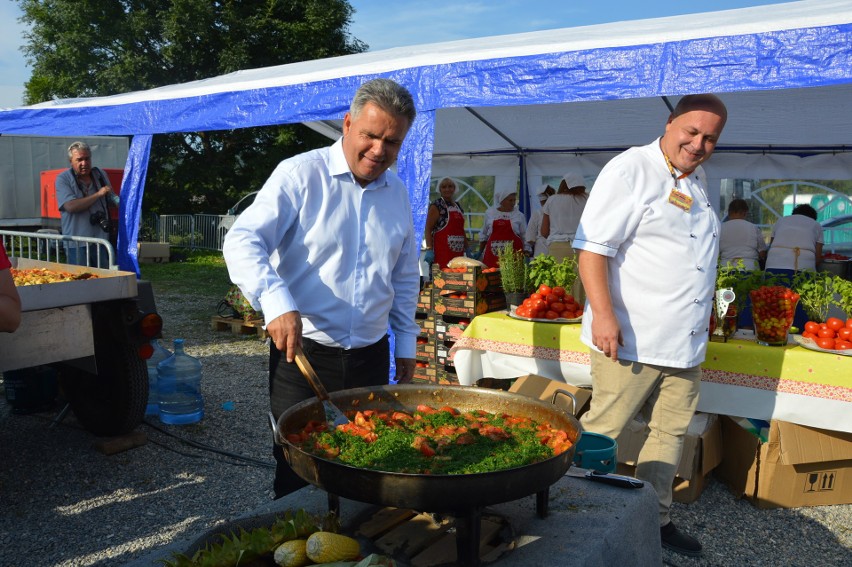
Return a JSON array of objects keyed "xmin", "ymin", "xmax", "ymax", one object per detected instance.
[
  {"xmin": 573, "ymin": 138, "xmax": 721, "ymax": 368},
  {"xmin": 223, "ymin": 138, "xmax": 421, "ymax": 359}
]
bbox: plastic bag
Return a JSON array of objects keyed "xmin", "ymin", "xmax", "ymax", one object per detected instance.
[{"xmin": 217, "ymin": 285, "xmax": 260, "ymax": 321}]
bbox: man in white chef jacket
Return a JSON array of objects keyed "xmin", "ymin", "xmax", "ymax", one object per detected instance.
[{"xmin": 572, "ymin": 94, "xmax": 727, "ymax": 558}]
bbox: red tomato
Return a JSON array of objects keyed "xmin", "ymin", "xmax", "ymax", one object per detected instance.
[
  {"xmin": 538, "ymin": 284, "xmax": 552, "ymax": 296},
  {"xmin": 817, "ymin": 327, "xmax": 836, "ymax": 339},
  {"xmin": 847, "ymin": 319, "xmax": 852, "ymax": 329},
  {"xmin": 552, "ymin": 286, "xmax": 566, "ymax": 297},
  {"xmin": 560, "ymin": 310, "xmax": 572, "ymax": 319},
  {"xmin": 816, "ymin": 337, "xmax": 836, "ymax": 350},
  {"xmin": 515, "ymin": 306, "xmax": 531, "ymax": 318},
  {"xmin": 837, "ymin": 327, "xmax": 852, "ymax": 342},
  {"xmin": 530, "ymin": 293, "xmax": 544, "ymax": 302},
  {"xmin": 550, "ymin": 302, "xmax": 565, "ymax": 312},
  {"xmin": 545, "ymin": 310, "xmax": 559, "ymax": 320},
  {"xmin": 419, "ymin": 442, "xmax": 436, "ymax": 457},
  {"xmin": 826, "ymin": 317, "xmax": 845, "ymax": 331},
  {"xmin": 545, "ymin": 293, "xmax": 558, "ymax": 304},
  {"xmin": 835, "ymin": 340, "xmax": 852, "ymax": 350},
  {"xmin": 804, "ymin": 321, "xmax": 820, "ymax": 334},
  {"xmin": 802, "ymin": 331, "xmax": 817, "ymax": 340},
  {"xmin": 564, "ymin": 294, "xmax": 576, "ymax": 304}
]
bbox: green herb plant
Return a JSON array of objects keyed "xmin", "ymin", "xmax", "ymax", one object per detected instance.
[
  {"xmin": 498, "ymin": 247, "xmax": 527, "ymax": 293},
  {"xmin": 526, "ymin": 254, "xmax": 577, "ymax": 293},
  {"xmin": 792, "ymin": 270, "xmax": 839, "ymax": 322},
  {"xmin": 835, "ymin": 277, "xmax": 852, "ymax": 318},
  {"xmin": 715, "ymin": 262, "xmax": 779, "ymax": 316}
]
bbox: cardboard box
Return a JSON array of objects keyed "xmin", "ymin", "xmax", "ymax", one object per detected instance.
[
  {"xmin": 416, "ymin": 314, "xmax": 435, "ymax": 337},
  {"xmin": 616, "ymin": 412, "xmax": 722, "ymax": 503},
  {"xmin": 137, "ymin": 242, "xmax": 170, "ymax": 263},
  {"xmin": 716, "ymin": 416, "xmax": 852, "ymax": 509},
  {"xmin": 507, "ymin": 374, "xmax": 592, "ymax": 418},
  {"xmin": 435, "ymin": 315, "xmax": 469, "ymax": 342},
  {"xmin": 416, "ymin": 286, "xmax": 433, "ymax": 314},
  {"xmin": 431, "ymin": 264, "xmax": 502, "ymax": 293},
  {"xmin": 412, "ymin": 365, "xmax": 437, "ymax": 384},
  {"xmin": 432, "ymin": 289, "xmax": 506, "ymax": 318}
]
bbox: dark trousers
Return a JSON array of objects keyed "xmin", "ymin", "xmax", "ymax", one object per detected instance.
[{"xmin": 269, "ymin": 335, "xmax": 390, "ymax": 499}]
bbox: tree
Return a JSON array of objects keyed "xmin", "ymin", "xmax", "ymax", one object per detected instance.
[{"xmin": 18, "ymin": 0, "xmax": 367, "ymax": 213}]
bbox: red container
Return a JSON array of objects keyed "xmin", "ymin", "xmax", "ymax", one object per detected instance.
[{"xmin": 41, "ymin": 168, "xmax": 124, "ymax": 221}]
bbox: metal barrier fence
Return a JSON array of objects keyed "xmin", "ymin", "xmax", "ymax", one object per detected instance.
[
  {"xmin": 1, "ymin": 230, "xmax": 117, "ymax": 270},
  {"xmin": 145, "ymin": 213, "xmax": 234, "ymax": 251}
]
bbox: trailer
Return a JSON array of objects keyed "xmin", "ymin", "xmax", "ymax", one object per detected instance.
[{"xmin": 0, "ymin": 232, "xmax": 162, "ymax": 436}]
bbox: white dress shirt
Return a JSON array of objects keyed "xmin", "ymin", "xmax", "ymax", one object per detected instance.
[
  {"xmin": 573, "ymin": 139, "xmax": 721, "ymax": 368},
  {"xmin": 223, "ymin": 138, "xmax": 421, "ymax": 358}
]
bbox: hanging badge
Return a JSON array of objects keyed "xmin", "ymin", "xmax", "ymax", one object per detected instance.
[{"xmin": 668, "ymin": 188, "xmax": 693, "ymax": 211}]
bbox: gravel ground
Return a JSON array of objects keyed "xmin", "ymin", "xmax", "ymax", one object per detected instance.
[{"xmin": 1, "ymin": 287, "xmax": 850, "ymax": 566}]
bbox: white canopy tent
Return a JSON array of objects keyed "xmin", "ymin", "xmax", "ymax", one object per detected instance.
[{"xmin": 1, "ymin": 0, "xmax": 850, "ymax": 273}]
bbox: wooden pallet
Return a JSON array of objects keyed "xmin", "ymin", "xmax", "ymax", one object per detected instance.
[
  {"xmin": 355, "ymin": 507, "xmax": 513, "ymax": 567},
  {"xmin": 210, "ymin": 316, "xmax": 268, "ymax": 339}
]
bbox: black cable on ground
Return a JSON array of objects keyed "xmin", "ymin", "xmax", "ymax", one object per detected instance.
[{"xmin": 142, "ymin": 418, "xmax": 275, "ymax": 468}]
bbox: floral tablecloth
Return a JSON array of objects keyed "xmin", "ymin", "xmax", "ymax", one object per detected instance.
[{"xmin": 451, "ymin": 311, "xmax": 852, "ymax": 433}]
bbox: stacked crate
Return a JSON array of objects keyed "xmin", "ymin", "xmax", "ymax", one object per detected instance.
[
  {"xmin": 413, "ymin": 284, "xmax": 437, "ymax": 383},
  {"xmin": 428, "ymin": 265, "xmax": 506, "ymax": 384}
]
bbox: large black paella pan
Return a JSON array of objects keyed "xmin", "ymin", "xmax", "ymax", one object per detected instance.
[{"xmin": 270, "ymin": 384, "xmax": 582, "ymax": 515}]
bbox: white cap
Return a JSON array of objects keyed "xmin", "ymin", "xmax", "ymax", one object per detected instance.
[
  {"xmin": 562, "ymin": 172, "xmax": 586, "ymax": 190},
  {"xmin": 494, "ymin": 180, "xmax": 517, "ymax": 205}
]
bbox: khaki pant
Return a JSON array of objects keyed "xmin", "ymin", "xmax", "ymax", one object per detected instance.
[
  {"xmin": 547, "ymin": 241, "xmax": 585, "ymax": 305},
  {"xmin": 580, "ymin": 350, "xmax": 701, "ymax": 525}
]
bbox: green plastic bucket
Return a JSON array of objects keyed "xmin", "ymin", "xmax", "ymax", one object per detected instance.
[{"xmin": 573, "ymin": 431, "xmax": 618, "ymax": 473}]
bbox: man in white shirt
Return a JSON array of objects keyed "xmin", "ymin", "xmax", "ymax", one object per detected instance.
[
  {"xmin": 573, "ymin": 94, "xmax": 727, "ymax": 558},
  {"xmin": 223, "ymin": 78, "xmax": 420, "ymax": 498}
]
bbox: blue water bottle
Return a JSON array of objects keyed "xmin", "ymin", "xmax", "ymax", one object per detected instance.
[
  {"xmin": 145, "ymin": 339, "xmax": 172, "ymax": 416},
  {"xmin": 157, "ymin": 338, "xmax": 204, "ymax": 425}
]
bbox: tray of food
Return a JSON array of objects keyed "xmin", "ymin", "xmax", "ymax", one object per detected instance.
[
  {"xmin": 791, "ymin": 334, "xmax": 852, "ymax": 356},
  {"xmin": 10, "ymin": 258, "xmax": 137, "ymax": 311},
  {"xmin": 507, "ymin": 307, "xmax": 582, "ymax": 324}
]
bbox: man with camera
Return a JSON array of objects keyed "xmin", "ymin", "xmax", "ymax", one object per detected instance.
[{"xmin": 55, "ymin": 141, "xmax": 120, "ymax": 268}]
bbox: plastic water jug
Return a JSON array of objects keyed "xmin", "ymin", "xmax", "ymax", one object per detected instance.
[
  {"xmin": 145, "ymin": 339, "xmax": 172, "ymax": 416},
  {"xmin": 157, "ymin": 338, "xmax": 204, "ymax": 425}
]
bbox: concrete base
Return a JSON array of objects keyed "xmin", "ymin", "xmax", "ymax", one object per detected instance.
[{"xmin": 128, "ymin": 473, "xmax": 660, "ymax": 567}]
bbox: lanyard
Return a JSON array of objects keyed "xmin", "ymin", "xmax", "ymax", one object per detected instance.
[{"xmin": 662, "ymin": 152, "xmax": 691, "ymax": 189}]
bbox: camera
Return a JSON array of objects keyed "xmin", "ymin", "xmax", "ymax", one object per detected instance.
[{"xmin": 90, "ymin": 210, "xmax": 111, "ymax": 232}]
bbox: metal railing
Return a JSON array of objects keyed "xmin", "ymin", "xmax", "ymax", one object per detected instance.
[
  {"xmin": 146, "ymin": 213, "xmax": 234, "ymax": 251},
  {"xmin": 1, "ymin": 230, "xmax": 117, "ymax": 270}
]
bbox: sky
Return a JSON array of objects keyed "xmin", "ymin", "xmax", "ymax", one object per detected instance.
[{"xmin": 0, "ymin": 0, "xmax": 798, "ymax": 109}]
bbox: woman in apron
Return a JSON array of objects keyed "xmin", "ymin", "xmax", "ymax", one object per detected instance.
[
  {"xmin": 424, "ymin": 177, "xmax": 468, "ymax": 269},
  {"xmin": 764, "ymin": 204, "xmax": 824, "ymax": 329},
  {"xmin": 479, "ymin": 185, "xmax": 527, "ymax": 268}
]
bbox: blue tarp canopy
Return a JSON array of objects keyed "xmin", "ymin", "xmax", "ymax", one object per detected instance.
[{"xmin": 1, "ymin": 0, "xmax": 850, "ymax": 274}]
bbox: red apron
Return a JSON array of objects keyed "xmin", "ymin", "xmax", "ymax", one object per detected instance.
[
  {"xmin": 434, "ymin": 208, "xmax": 466, "ymax": 268},
  {"xmin": 482, "ymin": 218, "xmax": 524, "ymax": 268}
]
